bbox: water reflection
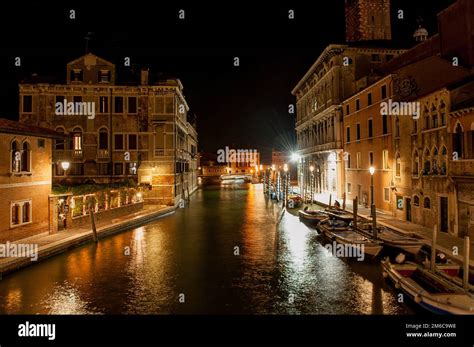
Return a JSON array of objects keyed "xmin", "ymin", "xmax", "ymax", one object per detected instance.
[{"xmin": 0, "ymin": 183, "xmax": 413, "ymax": 315}]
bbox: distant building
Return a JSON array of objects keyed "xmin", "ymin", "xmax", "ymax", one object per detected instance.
[
  {"xmin": 19, "ymin": 53, "xmax": 198, "ymax": 206},
  {"xmin": 199, "ymin": 152, "xmax": 227, "ymax": 177},
  {"xmin": 271, "ymin": 150, "xmax": 288, "ymax": 169},
  {"xmin": 228, "ymin": 150, "xmax": 260, "ymax": 175},
  {"xmin": 0, "ymin": 119, "xmax": 63, "ymax": 242}
]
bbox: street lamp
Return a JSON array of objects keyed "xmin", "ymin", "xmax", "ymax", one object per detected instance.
[
  {"xmin": 61, "ymin": 161, "xmax": 70, "ymax": 171},
  {"xmin": 369, "ymin": 166, "xmax": 377, "ymax": 240},
  {"xmin": 309, "ymin": 165, "xmax": 314, "ymax": 205},
  {"xmin": 291, "ymin": 152, "xmax": 300, "ymax": 162}
]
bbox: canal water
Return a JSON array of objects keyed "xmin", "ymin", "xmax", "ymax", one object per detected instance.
[{"xmin": 0, "ymin": 183, "xmax": 415, "ymax": 314}]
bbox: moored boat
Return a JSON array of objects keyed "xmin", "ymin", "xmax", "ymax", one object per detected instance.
[
  {"xmin": 357, "ymin": 224, "xmax": 423, "ymax": 255},
  {"xmin": 382, "ymin": 258, "xmax": 474, "ymax": 314},
  {"xmin": 318, "ymin": 219, "xmax": 383, "ymax": 258},
  {"xmin": 298, "ymin": 209, "xmax": 327, "ymax": 225}
]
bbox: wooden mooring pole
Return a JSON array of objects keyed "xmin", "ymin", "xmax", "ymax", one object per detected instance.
[
  {"xmin": 89, "ymin": 205, "xmax": 98, "ymax": 243},
  {"xmin": 431, "ymin": 224, "xmax": 437, "ymax": 271},
  {"xmin": 464, "ymin": 236, "xmax": 470, "ymax": 290}
]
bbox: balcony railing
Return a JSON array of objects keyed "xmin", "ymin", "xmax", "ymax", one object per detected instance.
[
  {"xmin": 154, "ymin": 149, "xmax": 175, "ymax": 157},
  {"xmin": 450, "ymin": 160, "xmax": 474, "ymax": 177},
  {"xmin": 97, "ymin": 149, "xmax": 109, "ymax": 159},
  {"xmin": 53, "ymin": 149, "xmax": 83, "ymax": 161}
]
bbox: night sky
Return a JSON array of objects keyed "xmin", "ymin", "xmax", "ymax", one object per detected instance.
[{"xmin": 0, "ymin": 1, "xmax": 455, "ymax": 162}]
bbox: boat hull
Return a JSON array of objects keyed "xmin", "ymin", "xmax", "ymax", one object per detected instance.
[{"xmin": 382, "ymin": 259, "xmax": 474, "ymax": 315}]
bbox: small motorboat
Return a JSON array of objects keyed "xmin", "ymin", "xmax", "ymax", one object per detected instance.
[
  {"xmin": 382, "ymin": 258, "xmax": 474, "ymax": 314},
  {"xmin": 220, "ymin": 174, "xmax": 251, "ymax": 184},
  {"xmin": 298, "ymin": 209, "xmax": 327, "ymax": 225}
]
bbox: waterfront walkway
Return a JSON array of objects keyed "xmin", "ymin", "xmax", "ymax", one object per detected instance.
[
  {"xmin": 310, "ymin": 192, "xmax": 474, "ymax": 267},
  {"xmin": 0, "ymin": 205, "xmax": 176, "ymax": 276}
]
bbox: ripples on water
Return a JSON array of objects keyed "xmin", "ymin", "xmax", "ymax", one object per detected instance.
[{"xmin": 0, "ymin": 183, "xmax": 413, "ymax": 315}]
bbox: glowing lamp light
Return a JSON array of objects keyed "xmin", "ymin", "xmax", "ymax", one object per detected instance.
[
  {"xmin": 259, "ymin": 164, "xmax": 263, "ymax": 170},
  {"xmin": 369, "ymin": 166, "xmax": 375, "ymax": 175},
  {"xmin": 310, "ymin": 165, "xmax": 314, "ymax": 172},
  {"xmin": 283, "ymin": 164, "xmax": 288, "ymax": 172},
  {"xmin": 291, "ymin": 152, "xmax": 300, "ymax": 162},
  {"xmin": 61, "ymin": 161, "xmax": 70, "ymax": 171},
  {"xmin": 271, "ymin": 164, "xmax": 275, "ymax": 171}
]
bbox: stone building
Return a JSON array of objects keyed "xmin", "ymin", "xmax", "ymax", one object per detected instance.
[
  {"xmin": 0, "ymin": 118, "xmax": 64, "ymax": 242},
  {"xmin": 450, "ymin": 88, "xmax": 474, "ymax": 238},
  {"xmin": 292, "ymin": 0, "xmax": 404, "ymax": 201},
  {"xmin": 342, "ymin": 74, "xmax": 395, "ymax": 212},
  {"xmin": 339, "ymin": 0, "xmax": 474, "ymax": 238},
  {"xmin": 271, "ymin": 149, "xmax": 288, "ymax": 170},
  {"xmin": 19, "ymin": 53, "xmax": 198, "ymax": 206},
  {"xmin": 345, "ymin": 0, "xmax": 392, "ymax": 42}
]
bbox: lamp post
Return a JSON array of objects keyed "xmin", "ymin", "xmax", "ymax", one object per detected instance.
[
  {"xmin": 309, "ymin": 165, "xmax": 314, "ymax": 205},
  {"xmin": 369, "ymin": 166, "xmax": 377, "ymax": 240}
]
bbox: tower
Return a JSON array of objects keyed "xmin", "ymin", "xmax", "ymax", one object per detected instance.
[{"xmin": 345, "ymin": 0, "xmax": 392, "ymax": 43}]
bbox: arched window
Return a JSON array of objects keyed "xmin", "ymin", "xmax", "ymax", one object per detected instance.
[
  {"xmin": 72, "ymin": 127, "xmax": 82, "ymax": 151},
  {"xmin": 395, "ymin": 152, "xmax": 401, "ymax": 177},
  {"xmin": 21, "ymin": 141, "xmax": 31, "ymax": 172},
  {"xmin": 412, "ymin": 150, "xmax": 419, "ymax": 176},
  {"xmin": 11, "ymin": 140, "xmax": 21, "ymax": 173},
  {"xmin": 431, "ymin": 147, "xmax": 439, "ymax": 174},
  {"xmin": 431, "ymin": 104, "xmax": 438, "ymax": 128},
  {"xmin": 441, "ymin": 146, "xmax": 447, "ymax": 175},
  {"xmin": 440, "ymin": 101, "xmax": 446, "ymax": 126},
  {"xmin": 414, "ymin": 195, "xmax": 420, "ymax": 207},
  {"xmin": 395, "ymin": 117, "xmax": 400, "ymax": 137},
  {"xmin": 423, "ymin": 148, "xmax": 431, "ymax": 174},
  {"xmin": 424, "ymin": 197, "xmax": 431, "ymax": 209},
  {"xmin": 423, "ymin": 106, "xmax": 430, "ymax": 130},
  {"xmin": 453, "ymin": 123, "xmax": 463, "ymax": 159},
  {"xmin": 98, "ymin": 127, "xmax": 108, "ymax": 150}
]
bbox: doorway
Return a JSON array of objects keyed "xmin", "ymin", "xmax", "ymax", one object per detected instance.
[{"xmin": 440, "ymin": 197, "xmax": 448, "ymax": 232}]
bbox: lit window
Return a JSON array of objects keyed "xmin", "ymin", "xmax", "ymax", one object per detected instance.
[
  {"xmin": 10, "ymin": 200, "xmax": 32, "ymax": 227},
  {"xmin": 395, "ymin": 153, "xmax": 401, "ymax": 177}
]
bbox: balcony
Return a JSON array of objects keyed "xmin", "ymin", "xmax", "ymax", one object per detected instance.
[
  {"xmin": 154, "ymin": 149, "xmax": 175, "ymax": 157},
  {"xmin": 54, "ymin": 149, "xmax": 83, "ymax": 162},
  {"xmin": 450, "ymin": 160, "xmax": 474, "ymax": 178},
  {"xmin": 97, "ymin": 149, "xmax": 110, "ymax": 160}
]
